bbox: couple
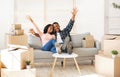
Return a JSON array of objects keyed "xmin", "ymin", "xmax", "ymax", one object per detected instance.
[{"xmin": 27, "ymin": 8, "xmax": 78, "ymax": 54}]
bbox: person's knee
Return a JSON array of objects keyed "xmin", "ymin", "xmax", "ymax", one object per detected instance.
[
  {"xmin": 51, "ymin": 47, "xmax": 57, "ymax": 53},
  {"xmin": 51, "ymin": 39, "xmax": 56, "ymax": 44}
]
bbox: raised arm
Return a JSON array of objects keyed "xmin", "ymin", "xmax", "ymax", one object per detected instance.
[
  {"xmin": 71, "ymin": 7, "xmax": 78, "ymax": 21},
  {"xmin": 62, "ymin": 7, "xmax": 78, "ymax": 33},
  {"xmin": 26, "ymin": 16, "xmax": 43, "ymax": 36}
]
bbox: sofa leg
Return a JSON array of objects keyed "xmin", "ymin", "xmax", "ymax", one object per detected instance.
[{"xmin": 91, "ymin": 60, "xmax": 94, "ymax": 65}]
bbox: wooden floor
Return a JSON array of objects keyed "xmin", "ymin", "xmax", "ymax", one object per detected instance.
[{"xmin": 35, "ymin": 61, "xmax": 105, "ymax": 77}]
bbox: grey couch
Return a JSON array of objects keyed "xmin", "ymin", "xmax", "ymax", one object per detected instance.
[{"xmin": 28, "ymin": 32, "xmax": 100, "ymax": 64}]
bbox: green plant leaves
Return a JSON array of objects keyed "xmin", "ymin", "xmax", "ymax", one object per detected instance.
[
  {"xmin": 111, "ymin": 50, "xmax": 118, "ymax": 55},
  {"xmin": 113, "ymin": 3, "xmax": 120, "ymax": 9}
]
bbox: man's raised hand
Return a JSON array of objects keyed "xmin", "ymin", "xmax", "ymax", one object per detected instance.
[
  {"xmin": 72, "ymin": 7, "xmax": 78, "ymax": 16},
  {"xmin": 71, "ymin": 7, "xmax": 78, "ymax": 20}
]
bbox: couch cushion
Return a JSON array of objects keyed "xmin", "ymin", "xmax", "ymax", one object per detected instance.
[
  {"xmin": 73, "ymin": 48, "xmax": 98, "ymax": 57},
  {"xmin": 34, "ymin": 49, "xmax": 53, "ymax": 59},
  {"xmin": 71, "ymin": 32, "xmax": 90, "ymax": 48},
  {"xmin": 28, "ymin": 34, "xmax": 42, "ymax": 49}
]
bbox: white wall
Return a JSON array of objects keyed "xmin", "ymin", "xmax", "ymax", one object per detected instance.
[
  {"xmin": 71, "ymin": 0, "xmax": 104, "ymax": 41},
  {"xmin": 0, "ymin": 0, "xmax": 104, "ymax": 49},
  {"xmin": 0, "ymin": 0, "xmax": 14, "ymax": 49}
]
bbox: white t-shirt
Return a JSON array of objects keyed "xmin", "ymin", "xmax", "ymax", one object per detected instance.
[{"xmin": 56, "ymin": 32, "xmax": 63, "ymax": 43}]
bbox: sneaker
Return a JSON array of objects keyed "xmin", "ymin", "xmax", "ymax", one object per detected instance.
[
  {"xmin": 61, "ymin": 36, "xmax": 70, "ymax": 50},
  {"xmin": 67, "ymin": 42, "xmax": 73, "ymax": 54},
  {"xmin": 55, "ymin": 43, "xmax": 62, "ymax": 54}
]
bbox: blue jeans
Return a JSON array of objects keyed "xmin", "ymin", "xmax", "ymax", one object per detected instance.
[{"xmin": 41, "ymin": 39, "xmax": 56, "ymax": 53}]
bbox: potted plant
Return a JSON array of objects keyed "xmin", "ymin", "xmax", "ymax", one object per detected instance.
[
  {"xmin": 111, "ymin": 50, "xmax": 118, "ymax": 58},
  {"xmin": 26, "ymin": 60, "xmax": 31, "ymax": 69},
  {"xmin": 113, "ymin": 3, "xmax": 120, "ymax": 9}
]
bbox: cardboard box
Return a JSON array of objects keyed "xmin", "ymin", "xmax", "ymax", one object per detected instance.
[
  {"xmin": 1, "ymin": 48, "xmax": 34, "ymax": 70},
  {"xmin": 0, "ymin": 53, "xmax": 6, "ymax": 68},
  {"xmin": 15, "ymin": 30, "xmax": 24, "ymax": 35},
  {"xmin": 103, "ymin": 40, "xmax": 120, "ymax": 56},
  {"xmin": 12, "ymin": 24, "xmax": 21, "ymax": 30},
  {"xmin": 0, "ymin": 53, "xmax": 1, "ymax": 68},
  {"xmin": 1, "ymin": 68, "xmax": 36, "ymax": 77},
  {"xmin": 95, "ymin": 54, "xmax": 120, "ymax": 77},
  {"xmin": 101, "ymin": 35, "xmax": 120, "ymax": 50},
  {"xmin": 7, "ymin": 34, "xmax": 28, "ymax": 46},
  {"xmin": 82, "ymin": 35, "xmax": 94, "ymax": 48}
]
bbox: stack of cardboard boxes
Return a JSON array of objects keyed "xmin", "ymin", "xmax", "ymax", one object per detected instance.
[
  {"xmin": 13, "ymin": 24, "xmax": 24, "ymax": 35},
  {"xmin": 7, "ymin": 24, "xmax": 28, "ymax": 47},
  {"xmin": 1, "ymin": 48, "xmax": 36, "ymax": 77},
  {"xmin": 95, "ymin": 35, "xmax": 120, "ymax": 77},
  {"xmin": 1, "ymin": 24, "xmax": 36, "ymax": 77}
]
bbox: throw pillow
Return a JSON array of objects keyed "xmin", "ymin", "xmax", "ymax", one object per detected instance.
[
  {"xmin": 71, "ymin": 32, "xmax": 90, "ymax": 48},
  {"xmin": 82, "ymin": 35, "xmax": 94, "ymax": 48},
  {"xmin": 28, "ymin": 34, "xmax": 42, "ymax": 49}
]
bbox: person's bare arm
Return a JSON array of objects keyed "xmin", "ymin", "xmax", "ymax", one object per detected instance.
[
  {"xmin": 71, "ymin": 7, "xmax": 78, "ymax": 21},
  {"xmin": 26, "ymin": 16, "xmax": 43, "ymax": 36}
]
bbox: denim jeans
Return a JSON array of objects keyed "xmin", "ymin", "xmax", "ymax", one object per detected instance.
[{"xmin": 41, "ymin": 39, "xmax": 56, "ymax": 53}]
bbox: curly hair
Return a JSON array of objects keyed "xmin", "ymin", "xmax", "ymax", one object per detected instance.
[{"xmin": 43, "ymin": 24, "xmax": 53, "ymax": 34}]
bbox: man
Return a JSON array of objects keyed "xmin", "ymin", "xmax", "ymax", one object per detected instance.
[{"xmin": 53, "ymin": 7, "xmax": 78, "ymax": 54}]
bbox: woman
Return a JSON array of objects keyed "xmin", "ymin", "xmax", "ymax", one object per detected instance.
[{"xmin": 27, "ymin": 16, "xmax": 57, "ymax": 53}]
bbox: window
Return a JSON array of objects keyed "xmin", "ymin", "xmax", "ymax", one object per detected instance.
[
  {"xmin": 14, "ymin": 0, "xmax": 74, "ymax": 32},
  {"xmin": 105, "ymin": 0, "xmax": 120, "ymax": 34}
]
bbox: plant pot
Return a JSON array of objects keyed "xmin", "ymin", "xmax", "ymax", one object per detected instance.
[
  {"xmin": 26, "ymin": 65, "xmax": 31, "ymax": 69},
  {"xmin": 112, "ymin": 55, "xmax": 116, "ymax": 59}
]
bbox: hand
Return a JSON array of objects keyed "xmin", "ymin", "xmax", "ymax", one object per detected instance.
[
  {"xmin": 71, "ymin": 7, "xmax": 78, "ymax": 20},
  {"xmin": 26, "ymin": 15, "xmax": 34, "ymax": 22},
  {"xmin": 72, "ymin": 7, "xmax": 78, "ymax": 16}
]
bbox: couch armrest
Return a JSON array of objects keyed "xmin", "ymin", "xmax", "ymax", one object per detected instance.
[{"xmin": 95, "ymin": 40, "xmax": 101, "ymax": 50}]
